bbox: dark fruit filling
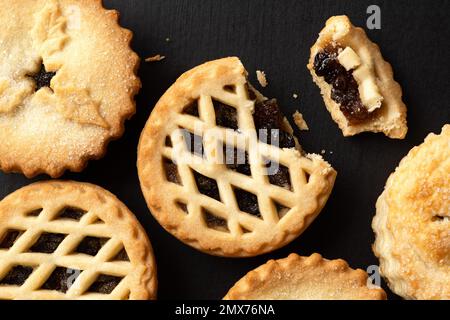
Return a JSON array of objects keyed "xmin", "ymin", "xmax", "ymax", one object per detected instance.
[
  {"xmin": 224, "ymin": 145, "xmax": 251, "ymax": 176},
  {"xmin": 267, "ymin": 162, "xmax": 292, "ymax": 190},
  {"xmin": 0, "ymin": 230, "xmax": 23, "ymax": 249},
  {"xmin": 203, "ymin": 210, "xmax": 228, "ymax": 230},
  {"xmin": 58, "ymin": 207, "xmax": 86, "ymax": 220},
  {"xmin": 213, "ymin": 100, "xmax": 239, "ymax": 130},
  {"xmin": 313, "ymin": 45, "xmax": 371, "ymax": 124},
  {"xmin": 0, "ymin": 266, "xmax": 33, "ymax": 286},
  {"xmin": 75, "ymin": 237, "xmax": 108, "ymax": 256},
  {"xmin": 163, "ymin": 158, "xmax": 181, "ymax": 184},
  {"xmin": 88, "ymin": 274, "xmax": 123, "ymax": 294},
  {"xmin": 29, "ymin": 233, "xmax": 66, "ymax": 253},
  {"xmin": 193, "ymin": 171, "xmax": 221, "ymax": 201},
  {"xmin": 253, "ymin": 99, "xmax": 296, "ymax": 148},
  {"xmin": 29, "ymin": 64, "xmax": 56, "ymax": 91},
  {"xmin": 41, "ymin": 267, "xmax": 80, "ymax": 293},
  {"xmin": 235, "ymin": 188, "xmax": 260, "ymax": 217}
]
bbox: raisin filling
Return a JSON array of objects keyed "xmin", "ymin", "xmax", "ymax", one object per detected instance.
[
  {"xmin": 213, "ymin": 100, "xmax": 238, "ymax": 130},
  {"xmin": 88, "ymin": 274, "xmax": 123, "ymax": 294},
  {"xmin": 313, "ymin": 45, "xmax": 372, "ymax": 124},
  {"xmin": 29, "ymin": 233, "xmax": 66, "ymax": 253},
  {"xmin": 29, "ymin": 64, "xmax": 56, "ymax": 91},
  {"xmin": 193, "ymin": 171, "xmax": 221, "ymax": 201},
  {"xmin": 253, "ymin": 99, "xmax": 296, "ymax": 148},
  {"xmin": 75, "ymin": 237, "xmax": 108, "ymax": 256},
  {"xmin": 41, "ymin": 267, "xmax": 80, "ymax": 293}
]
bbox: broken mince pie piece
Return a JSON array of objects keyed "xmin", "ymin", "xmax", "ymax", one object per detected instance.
[
  {"xmin": 308, "ymin": 15, "xmax": 407, "ymax": 138},
  {"xmin": 138, "ymin": 57, "xmax": 336, "ymax": 257},
  {"xmin": 372, "ymin": 125, "xmax": 450, "ymax": 300},
  {"xmin": 224, "ymin": 253, "xmax": 386, "ymax": 300},
  {"xmin": 0, "ymin": 0, "xmax": 141, "ymax": 178},
  {"xmin": 0, "ymin": 181, "xmax": 157, "ymax": 300}
]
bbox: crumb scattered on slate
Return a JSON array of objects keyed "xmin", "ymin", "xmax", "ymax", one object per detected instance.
[
  {"xmin": 293, "ymin": 93, "xmax": 299, "ymax": 99},
  {"xmin": 145, "ymin": 54, "xmax": 166, "ymax": 62},
  {"xmin": 256, "ymin": 70, "xmax": 268, "ymax": 87},
  {"xmin": 293, "ymin": 110, "xmax": 309, "ymax": 131},
  {"xmin": 321, "ymin": 149, "xmax": 326, "ymax": 154}
]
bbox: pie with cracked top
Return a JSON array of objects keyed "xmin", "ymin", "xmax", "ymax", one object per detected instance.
[
  {"xmin": 373, "ymin": 124, "xmax": 449, "ymax": 300},
  {"xmin": 137, "ymin": 57, "xmax": 336, "ymax": 257},
  {"xmin": 0, "ymin": 0, "xmax": 140, "ymax": 178},
  {"xmin": 308, "ymin": 15, "xmax": 407, "ymax": 139},
  {"xmin": 0, "ymin": 181, "xmax": 157, "ymax": 300},
  {"xmin": 224, "ymin": 253, "xmax": 387, "ymax": 300}
]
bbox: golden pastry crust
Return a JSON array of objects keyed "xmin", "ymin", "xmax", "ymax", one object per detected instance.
[
  {"xmin": 0, "ymin": 181, "xmax": 157, "ymax": 300},
  {"xmin": 372, "ymin": 124, "xmax": 450, "ymax": 299},
  {"xmin": 0, "ymin": 0, "xmax": 141, "ymax": 178},
  {"xmin": 138, "ymin": 57, "xmax": 336, "ymax": 257},
  {"xmin": 224, "ymin": 253, "xmax": 387, "ymax": 300},
  {"xmin": 307, "ymin": 15, "xmax": 407, "ymax": 139}
]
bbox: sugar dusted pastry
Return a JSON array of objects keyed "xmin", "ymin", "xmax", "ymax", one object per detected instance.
[
  {"xmin": 0, "ymin": 0, "xmax": 140, "ymax": 177},
  {"xmin": 373, "ymin": 124, "xmax": 450, "ymax": 299},
  {"xmin": 308, "ymin": 15, "xmax": 407, "ymax": 139},
  {"xmin": 138, "ymin": 57, "xmax": 336, "ymax": 257},
  {"xmin": 224, "ymin": 253, "xmax": 387, "ymax": 300}
]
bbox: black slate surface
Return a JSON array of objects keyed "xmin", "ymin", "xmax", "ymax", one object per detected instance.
[{"xmin": 1, "ymin": 0, "xmax": 449, "ymax": 300}]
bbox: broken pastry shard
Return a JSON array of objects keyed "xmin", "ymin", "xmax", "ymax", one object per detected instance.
[
  {"xmin": 138, "ymin": 57, "xmax": 336, "ymax": 257},
  {"xmin": 308, "ymin": 15, "xmax": 407, "ymax": 139}
]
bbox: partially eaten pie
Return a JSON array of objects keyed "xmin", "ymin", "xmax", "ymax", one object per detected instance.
[
  {"xmin": 0, "ymin": 181, "xmax": 157, "ymax": 300},
  {"xmin": 138, "ymin": 57, "xmax": 336, "ymax": 257},
  {"xmin": 224, "ymin": 253, "xmax": 387, "ymax": 300},
  {"xmin": 0, "ymin": 0, "xmax": 140, "ymax": 177},
  {"xmin": 308, "ymin": 15, "xmax": 407, "ymax": 138},
  {"xmin": 372, "ymin": 124, "xmax": 449, "ymax": 299}
]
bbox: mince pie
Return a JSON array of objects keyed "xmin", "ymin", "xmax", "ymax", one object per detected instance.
[
  {"xmin": 224, "ymin": 253, "xmax": 387, "ymax": 300},
  {"xmin": 0, "ymin": 181, "xmax": 157, "ymax": 300},
  {"xmin": 308, "ymin": 15, "xmax": 407, "ymax": 138},
  {"xmin": 137, "ymin": 57, "xmax": 336, "ymax": 257},
  {"xmin": 372, "ymin": 124, "xmax": 449, "ymax": 299},
  {"xmin": 0, "ymin": 0, "xmax": 140, "ymax": 177}
]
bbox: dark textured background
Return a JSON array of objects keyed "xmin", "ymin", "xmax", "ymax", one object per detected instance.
[{"xmin": 1, "ymin": 0, "xmax": 449, "ymax": 300}]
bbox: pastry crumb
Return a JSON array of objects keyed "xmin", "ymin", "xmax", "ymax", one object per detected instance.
[
  {"xmin": 293, "ymin": 93, "xmax": 299, "ymax": 99},
  {"xmin": 293, "ymin": 111, "xmax": 309, "ymax": 131},
  {"xmin": 165, "ymin": 37, "xmax": 171, "ymax": 42},
  {"xmin": 321, "ymin": 149, "xmax": 326, "ymax": 155},
  {"xmin": 145, "ymin": 54, "xmax": 166, "ymax": 62},
  {"xmin": 256, "ymin": 70, "xmax": 268, "ymax": 87}
]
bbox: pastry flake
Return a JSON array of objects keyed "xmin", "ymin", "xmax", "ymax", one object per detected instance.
[
  {"xmin": 372, "ymin": 124, "xmax": 450, "ymax": 300},
  {"xmin": 0, "ymin": 181, "xmax": 157, "ymax": 300},
  {"xmin": 224, "ymin": 253, "xmax": 387, "ymax": 300},
  {"xmin": 308, "ymin": 15, "xmax": 407, "ymax": 138},
  {"xmin": 0, "ymin": 0, "xmax": 141, "ymax": 178},
  {"xmin": 138, "ymin": 57, "xmax": 336, "ymax": 257}
]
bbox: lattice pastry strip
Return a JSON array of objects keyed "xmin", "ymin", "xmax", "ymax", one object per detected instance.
[
  {"xmin": 138, "ymin": 57, "xmax": 337, "ymax": 257},
  {"xmin": 0, "ymin": 181, "xmax": 156, "ymax": 300}
]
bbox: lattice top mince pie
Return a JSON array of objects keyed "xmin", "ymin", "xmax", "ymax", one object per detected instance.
[
  {"xmin": 224, "ymin": 253, "xmax": 387, "ymax": 300},
  {"xmin": 372, "ymin": 125, "xmax": 449, "ymax": 300},
  {"xmin": 0, "ymin": 181, "xmax": 157, "ymax": 300},
  {"xmin": 137, "ymin": 57, "xmax": 336, "ymax": 257},
  {"xmin": 0, "ymin": 0, "xmax": 140, "ymax": 178},
  {"xmin": 308, "ymin": 15, "xmax": 407, "ymax": 139}
]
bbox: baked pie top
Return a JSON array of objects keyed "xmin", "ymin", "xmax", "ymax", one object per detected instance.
[
  {"xmin": 138, "ymin": 57, "xmax": 336, "ymax": 257},
  {"xmin": 0, "ymin": 181, "xmax": 156, "ymax": 300},
  {"xmin": 0, "ymin": 0, "xmax": 140, "ymax": 178},
  {"xmin": 224, "ymin": 253, "xmax": 387, "ymax": 300},
  {"xmin": 372, "ymin": 124, "xmax": 449, "ymax": 299},
  {"xmin": 308, "ymin": 15, "xmax": 407, "ymax": 139}
]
